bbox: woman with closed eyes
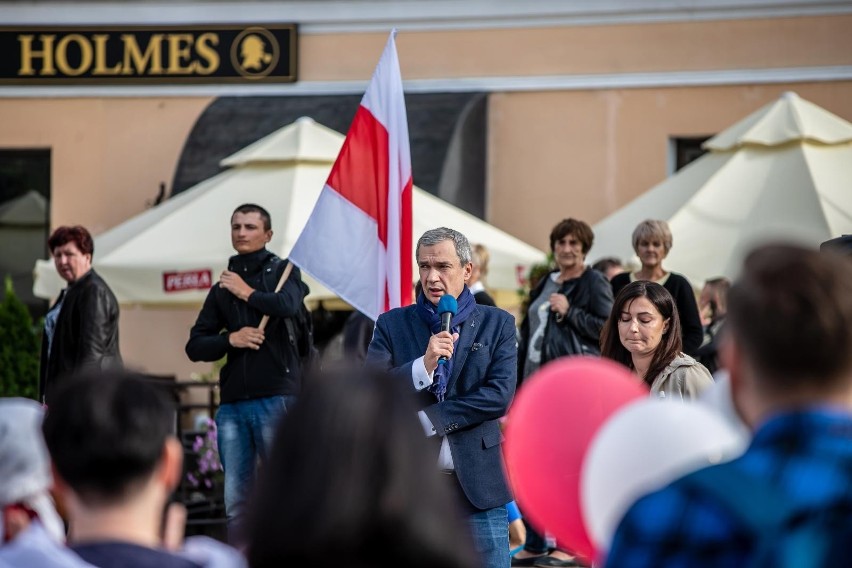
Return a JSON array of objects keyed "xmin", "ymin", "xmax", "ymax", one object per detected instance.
[{"xmin": 600, "ymin": 280, "xmax": 713, "ymax": 400}]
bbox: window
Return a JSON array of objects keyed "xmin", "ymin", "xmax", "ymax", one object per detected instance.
[
  {"xmin": 669, "ymin": 136, "xmax": 711, "ymax": 174},
  {"xmin": 0, "ymin": 149, "xmax": 51, "ymax": 318}
]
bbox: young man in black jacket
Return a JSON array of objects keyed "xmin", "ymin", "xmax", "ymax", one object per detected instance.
[{"xmin": 186, "ymin": 203, "xmax": 309, "ymax": 544}]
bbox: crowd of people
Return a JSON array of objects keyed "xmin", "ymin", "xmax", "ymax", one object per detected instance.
[{"xmin": 5, "ymin": 203, "xmax": 852, "ymax": 568}]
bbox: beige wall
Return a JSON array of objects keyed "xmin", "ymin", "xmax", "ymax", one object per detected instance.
[
  {"xmin": 0, "ymin": 97, "xmax": 212, "ymax": 377},
  {"xmin": 300, "ymin": 15, "xmax": 852, "ymax": 80},
  {"xmin": 3, "ymin": 12, "xmax": 851, "ymax": 379},
  {"xmin": 0, "ymin": 97, "xmax": 212, "ymax": 232},
  {"xmin": 120, "ymin": 306, "xmax": 212, "ymax": 379},
  {"xmin": 487, "ymin": 81, "xmax": 852, "ymax": 252}
]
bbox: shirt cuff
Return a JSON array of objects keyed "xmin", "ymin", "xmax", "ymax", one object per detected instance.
[
  {"xmin": 411, "ymin": 356, "xmax": 434, "ymax": 391},
  {"xmin": 418, "ymin": 410, "xmax": 438, "ymax": 437}
]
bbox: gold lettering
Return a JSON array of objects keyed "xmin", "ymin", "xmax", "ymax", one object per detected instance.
[
  {"xmin": 166, "ymin": 33, "xmax": 194, "ymax": 74},
  {"xmin": 92, "ymin": 34, "xmax": 122, "ymax": 75},
  {"xmin": 194, "ymin": 32, "xmax": 219, "ymax": 75},
  {"xmin": 18, "ymin": 34, "xmax": 57, "ymax": 76},
  {"xmin": 55, "ymin": 34, "xmax": 93, "ymax": 76},
  {"xmin": 121, "ymin": 34, "xmax": 164, "ymax": 75}
]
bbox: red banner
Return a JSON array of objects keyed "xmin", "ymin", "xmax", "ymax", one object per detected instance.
[{"xmin": 163, "ymin": 269, "xmax": 213, "ymax": 292}]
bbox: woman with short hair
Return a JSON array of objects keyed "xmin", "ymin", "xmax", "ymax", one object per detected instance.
[
  {"xmin": 39, "ymin": 225, "xmax": 122, "ymax": 404},
  {"xmin": 610, "ymin": 219, "xmax": 704, "ymax": 355}
]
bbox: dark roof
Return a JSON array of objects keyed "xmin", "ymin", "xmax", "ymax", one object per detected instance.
[{"xmin": 171, "ymin": 92, "xmax": 487, "ymax": 216}]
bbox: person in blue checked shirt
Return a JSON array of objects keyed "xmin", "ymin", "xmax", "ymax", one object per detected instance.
[{"xmin": 604, "ymin": 243, "xmax": 852, "ymax": 567}]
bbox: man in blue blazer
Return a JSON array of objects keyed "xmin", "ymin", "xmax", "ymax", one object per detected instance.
[{"xmin": 367, "ymin": 227, "xmax": 517, "ymax": 568}]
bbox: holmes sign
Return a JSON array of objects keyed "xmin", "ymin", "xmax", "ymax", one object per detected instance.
[{"xmin": 0, "ymin": 24, "xmax": 297, "ymax": 85}]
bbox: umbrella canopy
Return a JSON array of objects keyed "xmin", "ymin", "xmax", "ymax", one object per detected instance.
[
  {"xmin": 34, "ymin": 117, "xmax": 545, "ymax": 306},
  {"xmin": 592, "ymin": 91, "xmax": 852, "ymax": 286}
]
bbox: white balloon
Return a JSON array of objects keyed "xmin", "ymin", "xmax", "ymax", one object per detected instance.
[{"xmin": 580, "ymin": 398, "xmax": 749, "ymax": 556}]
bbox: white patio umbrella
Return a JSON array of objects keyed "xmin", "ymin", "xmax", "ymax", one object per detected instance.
[
  {"xmin": 592, "ymin": 91, "xmax": 852, "ymax": 286},
  {"xmin": 34, "ymin": 117, "xmax": 545, "ymax": 306}
]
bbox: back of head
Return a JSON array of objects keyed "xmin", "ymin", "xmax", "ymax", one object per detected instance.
[
  {"xmin": 0, "ymin": 398, "xmax": 50, "ymax": 508},
  {"xmin": 245, "ymin": 365, "xmax": 479, "ymax": 568},
  {"xmin": 42, "ymin": 370, "xmax": 175, "ymax": 505},
  {"xmin": 702, "ymin": 276, "xmax": 731, "ymax": 319},
  {"xmin": 726, "ymin": 243, "xmax": 852, "ymax": 393},
  {"xmin": 0, "ymin": 398, "xmax": 69, "ymax": 545},
  {"xmin": 820, "ymin": 235, "xmax": 852, "ymax": 257},
  {"xmin": 472, "ymin": 243, "xmax": 490, "ymax": 278}
]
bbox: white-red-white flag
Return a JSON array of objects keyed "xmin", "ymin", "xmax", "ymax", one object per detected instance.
[{"xmin": 289, "ymin": 30, "xmax": 413, "ymax": 321}]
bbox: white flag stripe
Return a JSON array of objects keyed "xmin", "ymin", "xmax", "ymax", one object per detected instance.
[
  {"xmin": 289, "ymin": 30, "xmax": 412, "ymax": 320},
  {"xmin": 289, "ymin": 186, "xmax": 384, "ymax": 317}
]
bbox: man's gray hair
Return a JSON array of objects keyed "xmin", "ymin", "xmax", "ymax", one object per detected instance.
[{"xmin": 416, "ymin": 227, "xmax": 472, "ymax": 265}]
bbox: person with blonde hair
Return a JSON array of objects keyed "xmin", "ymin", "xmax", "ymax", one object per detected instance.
[
  {"xmin": 470, "ymin": 243, "xmax": 496, "ymax": 307},
  {"xmin": 610, "ymin": 219, "xmax": 703, "ymax": 355}
]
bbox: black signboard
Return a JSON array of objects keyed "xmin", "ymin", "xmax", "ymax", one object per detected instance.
[{"xmin": 0, "ymin": 24, "xmax": 297, "ymax": 85}]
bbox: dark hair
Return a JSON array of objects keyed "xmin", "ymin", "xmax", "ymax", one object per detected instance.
[
  {"xmin": 592, "ymin": 257, "xmax": 623, "ymax": 274},
  {"xmin": 600, "ymin": 280, "xmax": 683, "ymax": 386},
  {"xmin": 549, "ymin": 218, "xmax": 594, "ymax": 255},
  {"xmin": 244, "ymin": 365, "xmax": 479, "ymax": 568},
  {"xmin": 727, "ymin": 243, "xmax": 852, "ymax": 393},
  {"xmin": 232, "ymin": 203, "xmax": 272, "ymax": 231},
  {"xmin": 42, "ymin": 369, "xmax": 175, "ymax": 506},
  {"xmin": 703, "ymin": 276, "xmax": 731, "ymax": 319},
  {"xmin": 820, "ymin": 234, "xmax": 852, "ymax": 257},
  {"xmin": 48, "ymin": 225, "xmax": 94, "ymax": 257}
]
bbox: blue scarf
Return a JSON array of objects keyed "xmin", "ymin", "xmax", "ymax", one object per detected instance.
[{"xmin": 415, "ymin": 286, "xmax": 476, "ymax": 401}]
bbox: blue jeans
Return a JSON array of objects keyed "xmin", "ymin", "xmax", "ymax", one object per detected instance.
[
  {"xmin": 470, "ymin": 505, "xmax": 510, "ymax": 568},
  {"xmin": 215, "ymin": 395, "xmax": 296, "ymax": 542}
]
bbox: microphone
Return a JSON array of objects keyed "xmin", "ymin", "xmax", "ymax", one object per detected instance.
[{"xmin": 437, "ymin": 294, "xmax": 458, "ymax": 365}]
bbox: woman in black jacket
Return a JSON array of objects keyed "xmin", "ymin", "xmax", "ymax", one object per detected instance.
[
  {"xmin": 39, "ymin": 225, "xmax": 122, "ymax": 405},
  {"xmin": 513, "ymin": 218, "xmax": 613, "ymax": 568}
]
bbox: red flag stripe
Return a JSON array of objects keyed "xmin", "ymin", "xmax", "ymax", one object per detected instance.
[
  {"xmin": 399, "ymin": 177, "xmax": 413, "ymax": 307},
  {"xmin": 327, "ymin": 105, "xmax": 390, "ymax": 246}
]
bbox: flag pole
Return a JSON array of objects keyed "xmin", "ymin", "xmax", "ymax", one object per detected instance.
[{"xmin": 258, "ymin": 261, "xmax": 294, "ymax": 331}]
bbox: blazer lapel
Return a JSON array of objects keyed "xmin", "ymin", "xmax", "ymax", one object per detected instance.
[{"xmin": 448, "ymin": 306, "xmax": 481, "ymax": 389}]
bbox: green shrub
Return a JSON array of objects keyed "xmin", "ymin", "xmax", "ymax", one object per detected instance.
[{"xmin": 0, "ymin": 276, "xmax": 41, "ymax": 400}]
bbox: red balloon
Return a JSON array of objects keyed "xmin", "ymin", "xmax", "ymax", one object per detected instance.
[{"xmin": 504, "ymin": 356, "xmax": 648, "ymax": 562}]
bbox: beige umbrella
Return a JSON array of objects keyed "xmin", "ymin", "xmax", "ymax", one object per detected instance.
[
  {"xmin": 592, "ymin": 91, "xmax": 852, "ymax": 286},
  {"xmin": 34, "ymin": 117, "xmax": 545, "ymax": 307}
]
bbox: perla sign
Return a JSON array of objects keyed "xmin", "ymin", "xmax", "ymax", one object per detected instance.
[{"xmin": 0, "ymin": 25, "xmax": 297, "ymax": 84}]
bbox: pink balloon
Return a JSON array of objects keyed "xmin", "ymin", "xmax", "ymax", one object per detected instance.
[{"xmin": 504, "ymin": 356, "xmax": 648, "ymax": 562}]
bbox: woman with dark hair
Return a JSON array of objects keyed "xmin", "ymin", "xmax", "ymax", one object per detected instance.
[
  {"xmin": 243, "ymin": 365, "xmax": 480, "ymax": 568},
  {"xmin": 610, "ymin": 219, "xmax": 704, "ymax": 355},
  {"xmin": 39, "ymin": 225, "xmax": 121, "ymax": 404},
  {"xmin": 517, "ymin": 218, "xmax": 614, "ymax": 389},
  {"xmin": 514, "ymin": 218, "xmax": 613, "ymax": 567},
  {"xmin": 601, "ymin": 280, "xmax": 712, "ymax": 400}
]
